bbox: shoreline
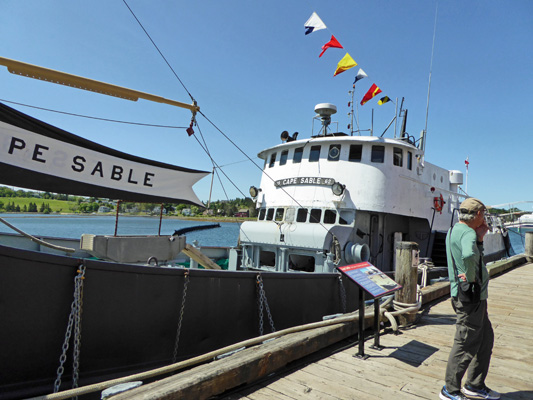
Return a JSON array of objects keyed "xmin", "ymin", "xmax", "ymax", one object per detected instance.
[{"xmin": 0, "ymin": 212, "xmax": 251, "ymax": 224}]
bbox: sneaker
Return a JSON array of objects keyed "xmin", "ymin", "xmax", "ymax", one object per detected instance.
[
  {"xmin": 440, "ymin": 386, "xmax": 469, "ymax": 400},
  {"xmin": 461, "ymin": 384, "xmax": 500, "ymax": 400}
]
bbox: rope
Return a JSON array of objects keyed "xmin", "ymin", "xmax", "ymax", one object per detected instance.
[
  {"xmin": 0, "ymin": 99, "xmax": 188, "ymax": 129},
  {"xmin": 32, "ymin": 310, "xmax": 372, "ymax": 400},
  {"xmin": 121, "ymin": 0, "xmax": 195, "ymax": 103},
  {"xmin": 0, "ymin": 217, "xmax": 75, "ymax": 253},
  {"xmin": 381, "ymin": 286, "xmax": 423, "ymax": 332}
]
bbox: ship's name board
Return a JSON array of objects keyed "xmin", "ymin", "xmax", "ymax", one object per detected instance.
[{"xmin": 275, "ymin": 177, "xmax": 335, "ymax": 187}]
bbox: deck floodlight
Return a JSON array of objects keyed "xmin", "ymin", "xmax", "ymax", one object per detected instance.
[
  {"xmin": 332, "ymin": 182, "xmax": 345, "ymax": 196},
  {"xmin": 249, "ymin": 186, "xmax": 261, "ymax": 198}
]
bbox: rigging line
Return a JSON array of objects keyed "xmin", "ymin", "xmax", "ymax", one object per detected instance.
[
  {"xmin": 122, "ymin": 0, "xmax": 195, "ymax": 103},
  {"xmin": 194, "ymin": 122, "xmax": 232, "ymax": 199},
  {"xmin": 218, "ymin": 159, "xmax": 254, "ymax": 168},
  {"xmin": 213, "ymin": 167, "xmax": 230, "ymax": 201},
  {"xmin": 0, "ymin": 99, "xmax": 188, "ymax": 129},
  {"xmin": 193, "ymin": 121, "xmax": 247, "ymax": 199},
  {"xmin": 198, "ymin": 111, "xmax": 337, "ymax": 238}
]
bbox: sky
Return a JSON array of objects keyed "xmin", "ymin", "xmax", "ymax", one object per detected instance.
[{"xmin": 1, "ymin": 0, "xmax": 532, "ymax": 211}]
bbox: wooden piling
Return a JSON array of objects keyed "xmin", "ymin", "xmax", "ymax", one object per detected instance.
[
  {"xmin": 394, "ymin": 241, "xmax": 419, "ymax": 326},
  {"xmin": 525, "ymin": 232, "xmax": 533, "ymax": 257}
]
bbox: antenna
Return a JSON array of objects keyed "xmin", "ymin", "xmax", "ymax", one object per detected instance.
[{"xmin": 423, "ymin": 3, "xmax": 439, "ymax": 152}]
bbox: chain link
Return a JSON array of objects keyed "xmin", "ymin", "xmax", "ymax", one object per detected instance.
[
  {"xmin": 172, "ymin": 270, "xmax": 189, "ymax": 363},
  {"xmin": 54, "ymin": 264, "xmax": 86, "ymax": 393},
  {"xmin": 256, "ymin": 274, "xmax": 275, "ymax": 336},
  {"xmin": 338, "ymin": 274, "xmax": 347, "ymax": 314}
]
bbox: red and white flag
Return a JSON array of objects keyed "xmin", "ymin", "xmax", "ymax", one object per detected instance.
[{"xmin": 465, "ymin": 157, "xmax": 469, "ymax": 170}]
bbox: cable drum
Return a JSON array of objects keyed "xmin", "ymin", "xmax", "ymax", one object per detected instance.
[{"xmin": 344, "ymin": 241, "xmax": 370, "ymax": 264}]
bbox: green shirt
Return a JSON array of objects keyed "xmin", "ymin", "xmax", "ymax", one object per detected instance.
[{"xmin": 445, "ymin": 223, "xmax": 489, "ymax": 300}]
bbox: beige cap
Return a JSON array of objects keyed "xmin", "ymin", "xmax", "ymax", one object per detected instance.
[{"xmin": 460, "ymin": 197, "xmax": 486, "ymax": 214}]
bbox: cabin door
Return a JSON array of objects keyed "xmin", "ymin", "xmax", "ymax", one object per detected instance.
[{"xmin": 369, "ymin": 214, "xmax": 382, "ymax": 268}]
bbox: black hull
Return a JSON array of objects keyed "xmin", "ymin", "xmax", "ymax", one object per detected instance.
[{"xmin": 0, "ymin": 244, "xmax": 357, "ymax": 399}]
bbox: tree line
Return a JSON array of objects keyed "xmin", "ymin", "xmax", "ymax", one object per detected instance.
[
  {"xmin": 0, "ymin": 186, "xmax": 257, "ymax": 217},
  {"xmin": 1, "ymin": 201, "xmax": 52, "ymax": 214}
]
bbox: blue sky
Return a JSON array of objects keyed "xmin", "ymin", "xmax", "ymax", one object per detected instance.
[{"xmin": 1, "ymin": 0, "xmax": 531, "ymax": 210}]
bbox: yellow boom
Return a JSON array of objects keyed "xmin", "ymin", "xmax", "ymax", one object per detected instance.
[{"xmin": 0, "ymin": 56, "xmax": 199, "ymax": 113}]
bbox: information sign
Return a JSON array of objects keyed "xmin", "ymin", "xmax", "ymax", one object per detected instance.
[{"xmin": 337, "ymin": 262, "xmax": 402, "ymax": 298}]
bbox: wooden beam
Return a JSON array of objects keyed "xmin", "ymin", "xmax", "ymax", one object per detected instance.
[
  {"xmin": 181, "ymin": 244, "xmax": 221, "ymax": 270},
  {"xmin": 0, "ymin": 57, "xmax": 199, "ymax": 112},
  {"xmin": 111, "ymin": 319, "xmax": 358, "ymax": 400}
]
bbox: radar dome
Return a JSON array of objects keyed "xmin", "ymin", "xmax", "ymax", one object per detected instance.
[{"xmin": 314, "ymin": 103, "xmax": 337, "ymax": 116}]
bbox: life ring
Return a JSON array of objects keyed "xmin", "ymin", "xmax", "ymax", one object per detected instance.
[{"xmin": 434, "ymin": 194, "xmax": 445, "ymax": 213}]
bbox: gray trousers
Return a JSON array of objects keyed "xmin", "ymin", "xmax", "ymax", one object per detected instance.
[{"xmin": 445, "ymin": 299, "xmax": 494, "ymax": 393}]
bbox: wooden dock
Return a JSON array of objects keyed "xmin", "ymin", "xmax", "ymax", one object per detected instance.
[{"xmin": 219, "ymin": 262, "xmax": 533, "ymax": 400}]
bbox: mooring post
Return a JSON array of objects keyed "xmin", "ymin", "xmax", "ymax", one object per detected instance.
[
  {"xmin": 525, "ymin": 231, "xmax": 533, "ymax": 257},
  {"xmin": 395, "ymin": 241, "xmax": 419, "ymax": 326}
]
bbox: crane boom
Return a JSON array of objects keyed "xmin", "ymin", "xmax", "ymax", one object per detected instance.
[{"xmin": 0, "ymin": 56, "xmax": 199, "ymax": 113}]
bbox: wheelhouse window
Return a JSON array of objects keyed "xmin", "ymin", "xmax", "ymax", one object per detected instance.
[
  {"xmin": 327, "ymin": 144, "xmax": 341, "ymax": 161},
  {"xmin": 269, "ymin": 153, "xmax": 276, "ymax": 168},
  {"xmin": 309, "ymin": 145, "xmax": 321, "ymax": 162},
  {"xmin": 293, "ymin": 147, "xmax": 304, "ymax": 163},
  {"xmin": 285, "ymin": 207, "xmax": 295, "ymax": 222},
  {"xmin": 296, "ymin": 208, "xmax": 308, "ymax": 222},
  {"xmin": 266, "ymin": 208, "xmax": 274, "ymax": 221},
  {"xmin": 323, "ymin": 210, "xmax": 336, "ymax": 224},
  {"xmin": 371, "ymin": 145, "xmax": 385, "ymax": 163},
  {"xmin": 349, "ymin": 144, "xmax": 362, "ymax": 162},
  {"xmin": 393, "ymin": 147, "xmax": 403, "ymax": 167},
  {"xmin": 275, "ymin": 208, "xmax": 284, "ymax": 222},
  {"xmin": 258, "ymin": 208, "xmax": 266, "ymax": 220},
  {"xmin": 280, "ymin": 150, "xmax": 288, "ymax": 166},
  {"xmin": 309, "ymin": 209, "xmax": 322, "ymax": 223},
  {"xmin": 407, "ymin": 151, "xmax": 413, "ymax": 170}
]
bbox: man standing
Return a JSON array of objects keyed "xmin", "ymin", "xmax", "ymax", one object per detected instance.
[{"xmin": 440, "ymin": 198, "xmax": 500, "ymax": 400}]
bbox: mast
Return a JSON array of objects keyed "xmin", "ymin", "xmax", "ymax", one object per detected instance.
[{"xmin": 0, "ymin": 57, "xmax": 199, "ymax": 113}]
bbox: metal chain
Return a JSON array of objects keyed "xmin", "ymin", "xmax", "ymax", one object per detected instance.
[
  {"xmin": 172, "ymin": 270, "xmax": 189, "ymax": 363},
  {"xmin": 257, "ymin": 275, "xmax": 264, "ymax": 336},
  {"xmin": 54, "ymin": 264, "xmax": 86, "ymax": 393},
  {"xmin": 338, "ymin": 274, "xmax": 347, "ymax": 314},
  {"xmin": 72, "ymin": 265, "xmax": 86, "ymax": 389},
  {"xmin": 256, "ymin": 274, "xmax": 275, "ymax": 336}
]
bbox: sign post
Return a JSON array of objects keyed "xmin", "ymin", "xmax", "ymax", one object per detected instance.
[{"xmin": 337, "ymin": 262, "xmax": 402, "ymax": 359}]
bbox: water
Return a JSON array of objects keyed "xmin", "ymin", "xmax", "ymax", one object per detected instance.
[
  {"xmin": 0, "ymin": 214, "xmax": 241, "ymax": 247},
  {"xmin": 0, "ymin": 214, "xmax": 530, "ymax": 253}
]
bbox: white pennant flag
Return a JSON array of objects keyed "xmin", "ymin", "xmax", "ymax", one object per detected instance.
[
  {"xmin": 304, "ymin": 12, "xmax": 327, "ymax": 35},
  {"xmin": 353, "ymin": 68, "xmax": 368, "ymax": 85}
]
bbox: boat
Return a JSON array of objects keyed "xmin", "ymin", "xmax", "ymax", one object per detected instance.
[
  {"xmin": 235, "ymin": 102, "xmax": 511, "ymax": 276},
  {"xmin": 505, "ymin": 213, "xmax": 533, "ymax": 230},
  {"xmin": 0, "ymin": 101, "xmax": 512, "ymax": 399}
]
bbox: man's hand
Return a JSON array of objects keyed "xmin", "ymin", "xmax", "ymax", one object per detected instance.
[{"xmin": 475, "ymin": 220, "xmax": 489, "ymax": 241}]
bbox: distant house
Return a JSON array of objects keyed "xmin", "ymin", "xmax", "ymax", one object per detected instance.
[
  {"xmin": 234, "ymin": 209, "xmax": 249, "ymax": 217},
  {"xmin": 152, "ymin": 206, "xmax": 167, "ymax": 215},
  {"xmin": 98, "ymin": 206, "xmax": 111, "ymax": 213},
  {"xmin": 181, "ymin": 208, "xmax": 193, "ymax": 216}
]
